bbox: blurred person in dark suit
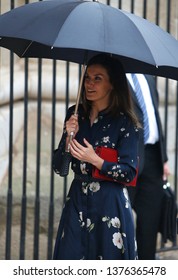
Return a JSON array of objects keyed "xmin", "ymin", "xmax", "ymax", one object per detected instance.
[{"xmin": 126, "ymin": 73, "xmax": 170, "ymax": 260}]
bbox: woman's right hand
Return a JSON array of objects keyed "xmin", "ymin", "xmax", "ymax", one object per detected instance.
[{"xmin": 65, "ymin": 114, "xmax": 79, "ymax": 139}]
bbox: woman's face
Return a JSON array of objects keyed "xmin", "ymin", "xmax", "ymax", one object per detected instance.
[{"xmin": 84, "ymin": 64, "xmax": 113, "ymax": 105}]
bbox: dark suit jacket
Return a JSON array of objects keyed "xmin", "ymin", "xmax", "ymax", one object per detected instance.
[{"xmin": 128, "ymin": 74, "xmax": 168, "ymax": 175}]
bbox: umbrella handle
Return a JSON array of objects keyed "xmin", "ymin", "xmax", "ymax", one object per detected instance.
[
  {"xmin": 66, "ymin": 63, "xmax": 86, "ymax": 152},
  {"xmin": 61, "ymin": 64, "xmax": 86, "ymax": 177}
]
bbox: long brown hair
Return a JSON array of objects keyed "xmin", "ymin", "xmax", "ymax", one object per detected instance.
[{"xmin": 80, "ymin": 53, "xmax": 140, "ymax": 127}]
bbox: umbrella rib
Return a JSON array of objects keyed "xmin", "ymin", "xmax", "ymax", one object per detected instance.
[{"xmin": 21, "ymin": 40, "xmax": 33, "ymax": 57}]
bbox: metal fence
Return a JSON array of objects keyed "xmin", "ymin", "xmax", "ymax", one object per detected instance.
[{"xmin": 0, "ymin": 0, "xmax": 177, "ymax": 260}]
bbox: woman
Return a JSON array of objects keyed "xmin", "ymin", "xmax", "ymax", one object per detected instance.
[{"xmin": 53, "ymin": 54, "xmax": 140, "ymax": 260}]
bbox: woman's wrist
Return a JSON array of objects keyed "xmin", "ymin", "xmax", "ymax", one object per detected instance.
[{"xmin": 92, "ymin": 154, "xmax": 104, "ymax": 170}]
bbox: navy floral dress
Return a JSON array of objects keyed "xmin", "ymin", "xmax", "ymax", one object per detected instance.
[{"xmin": 53, "ymin": 104, "xmax": 139, "ymax": 260}]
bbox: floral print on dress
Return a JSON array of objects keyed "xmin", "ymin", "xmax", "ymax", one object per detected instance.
[
  {"xmin": 103, "ymin": 124, "xmax": 111, "ymax": 131},
  {"xmin": 102, "ymin": 216, "xmax": 126, "ymax": 253},
  {"xmin": 86, "ymin": 218, "xmax": 95, "ymax": 232},
  {"xmin": 112, "ymin": 232, "xmax": 124, "ymax": 250},
  {"xmin": 89, "ymin": 182, "xmax": 101, "ymax": 193},
  {"xmin": 79, "ymin": 213, "xmax": 95, "ymax": 232},
  {"xmin": 102, "ymin": 136, "xmax": 110, "ymax": 144},
  {"xmin": 82, "ymin": 182, "xmax": 101, "ymax": 195},
  {"xmin": 80, "ymin": 162, "xmax": 87, "ymax": 174},
  {"xmin": 79, "ymin": 211, "xmax": 85, "ymax": 227}
]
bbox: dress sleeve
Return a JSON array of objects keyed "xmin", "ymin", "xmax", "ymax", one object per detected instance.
[{"xmin": 100, "ymin": 118, "xmax": 139, "ymax": 185}]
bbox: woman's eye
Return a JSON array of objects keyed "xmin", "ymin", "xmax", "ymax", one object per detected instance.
[
  {"xmin": 95, "ymin": 76, "xmax": 102, "ymax": 81},
  {"xmin": 84, "ymin": 75, "xmax": 102, "ymax": 83}
]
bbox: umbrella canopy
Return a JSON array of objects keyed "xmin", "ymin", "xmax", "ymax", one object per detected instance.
[{"xmin": 0, "ymin": 0, "xmax": 178, "ymax": 80}]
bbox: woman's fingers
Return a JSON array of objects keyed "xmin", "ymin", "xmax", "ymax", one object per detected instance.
[
  {"xmin": 70, "ymin": 140, "xmax": 84, "ymax": 160},
  {"xmin": 70, "ymin": 139, "xmax": 96, "ymax": 163},
  {"xmin": 70, "ymin": 139, "xmax": 84, "ymax": 155},
  {"xmin": 83, "ymin": 138, "xmax": 92, "ymax": 148},
  {"xmin": 66, "ymin": 114, "xmax": 79, "ymax": 136}
]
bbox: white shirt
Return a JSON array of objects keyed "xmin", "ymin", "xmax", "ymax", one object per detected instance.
[{"xmin": 127, "ymin": 73, "xmax": 159, "ymax": 144}]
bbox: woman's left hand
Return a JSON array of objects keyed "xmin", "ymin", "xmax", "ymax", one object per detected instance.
[{"xmin": 70, "ymin": 138, "xmax": 104, "ymax": 170}]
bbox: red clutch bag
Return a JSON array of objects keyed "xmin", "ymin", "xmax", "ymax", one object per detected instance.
[{"xmin": 92, "ymin": 146, "xmax": 138, "ymax": 187}]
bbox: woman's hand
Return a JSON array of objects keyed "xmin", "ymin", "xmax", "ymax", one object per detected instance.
[
  {"xmin": 65, "ymin": 114, "xmax": 79, "ymax": 138},
  {"xmin": 70, "ymin": 138, "xmax": 104, "ymax": 170}
]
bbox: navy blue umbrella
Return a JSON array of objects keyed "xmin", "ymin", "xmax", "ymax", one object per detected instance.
[
  {"xmin": 0, "ymin": 0, "xmax": 177, "ymax": 176},
  {"xmin": 0, "ymin": 0, "xmax": 178, "ymax": 80}
]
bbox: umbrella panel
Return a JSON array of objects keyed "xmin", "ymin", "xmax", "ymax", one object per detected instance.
[{"xmin": 0, "ymin": 0, "xmax": 178, "ymax": 79}]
